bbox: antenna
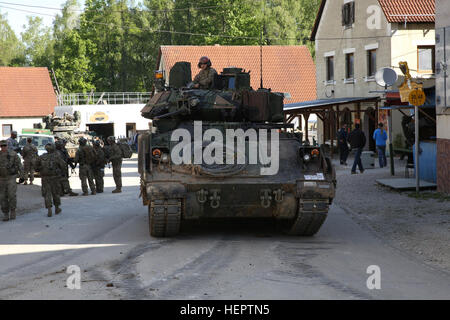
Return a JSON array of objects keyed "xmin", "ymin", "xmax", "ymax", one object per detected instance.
[{"xmin": 259, "ymin": 0, "xmax": 265, "ymax": 89}]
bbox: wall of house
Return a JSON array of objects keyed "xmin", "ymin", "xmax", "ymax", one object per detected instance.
[
  {"xmin": 436, "ymin": 0, "xmax": 450, "ymax": 193},
  {"xmin": 55, "ymin": 104, "xmax": 150, "ymax": 139},
  {"xmin": 390, "ymin": 23, "xmax": 435, "ymax": 79},
  {"xmin": 0, "ymin": 117, "xmax": 45, "ymax": 138}
]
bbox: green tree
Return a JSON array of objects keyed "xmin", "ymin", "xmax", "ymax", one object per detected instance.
[
  {"xmin": 20, "ymin": 16, "xmax": 54, "ymax": 67},
  {"xmin": 0, "ymin": 12, "xmax": 25, "ymax": 66}
]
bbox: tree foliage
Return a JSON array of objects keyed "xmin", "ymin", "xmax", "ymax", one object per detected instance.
[{"xmin": 3, "ymin": 0, "xmax": 320, "ymax": 92}]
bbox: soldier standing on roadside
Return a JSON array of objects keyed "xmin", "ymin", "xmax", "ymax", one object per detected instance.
[
  {"xmin": 55, "ymin": 140, "xmax": 78, "ymax": 196},
  {"xmin": 92, "ymin": 140, "xmax": 106, "ymax": 193},
  {"xmin": 74, "ymin": 137, "xmax": 96, "ymax": 196},
  {"xmin": 22, "ymin": 137, "xmax": 38, "ymax": 185},
  {"xmin": 35, "ymin": 143, "xmax": 66, "ymax": 217},
  {"xmin": 106, "ymin": 136, "xmax": 123, "ymax": 193},
  {"xmin": 0, "ymin": 140, "xmax": 23, "ymax": 221},
  {"xmin": 6, "ymin": 131, "xmax": 20, "ymax": 152}
]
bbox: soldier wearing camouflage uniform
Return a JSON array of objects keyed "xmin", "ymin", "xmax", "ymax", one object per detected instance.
[
  {"xmin": 193, "ymin": 56, "xmax": 217, "ymax": 89},
  {"xmin": 21, "ymin": 137, "xmax": 38, "ymax": 185},
  {"xmin": 35, "ymin": 143, "xmax": 66, "ymax": 217},
  {"xmin": 92, "ymin": 140, "xmax": 106, "ymax": 193},
  {"xmin": 0, "ymin": 140, "xmax": 23, "ymax": 221},
  {"xmin": 106, "ymin": 136, "xmax": 122, "ymax": 193},
  {"xmin": 55, "ymin": 140, "xmax": 78, "ymax": 197},
  {"xmin": 74, "ymin": 137, "xmax": 96, "ymax": 196}
]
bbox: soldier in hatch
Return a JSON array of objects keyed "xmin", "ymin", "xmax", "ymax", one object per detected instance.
[
  {"xmin": 193, "ymin": 56, "xmax": 217, "ymax": 89},
  {"xmin": 74, "ymin": 137, "xmax": 96, "ymax": 196},
  {"xmin": 35, "ymin": 143, "xmax": 66, "ymax": 217},
  {"xmin": 0, "ymin": 140, "xmax": 23, "ymax": 221},
  {"xmin": 22, "ymin": 137, "xmax": 38, "ymax": 185}
]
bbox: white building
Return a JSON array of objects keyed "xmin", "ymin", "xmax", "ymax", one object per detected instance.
[{"xmin": 0, "ymin": 67, "xmax": 56, "ymax": 138}]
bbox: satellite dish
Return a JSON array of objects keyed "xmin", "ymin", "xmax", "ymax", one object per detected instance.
[{"xmin": 375, "ymin": 68, "xmax": 398, "ymax": 87}]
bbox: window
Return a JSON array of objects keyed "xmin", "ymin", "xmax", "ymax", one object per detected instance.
[
  {"xmin": 342, "ymin": 1, "xmax": 355, "ymax": 27},
  {"xmin": 345, "ymin": 53, "xmax": 354, "ymax": 80},
  {"xmin": 326, "ymin": 56, "xmax": 334, "ymax": 81},
  {"xmin": 418, "ymin": 46, "xmax": 435, "ymax": 73},
  {"xmin": 367, "ymin": 49, "xmax": 377, "ymax": 77},
  {"xmin": 2, "ymin": 124, "xmax": 12, "ymax": 137}
]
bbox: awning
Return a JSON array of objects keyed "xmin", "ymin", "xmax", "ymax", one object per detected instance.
[{"xmin": 284, "ymin": 96, "xmax": 380, "ymax": 111}]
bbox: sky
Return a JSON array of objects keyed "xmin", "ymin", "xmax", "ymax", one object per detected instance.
[{"xmin": 0, "ymin": 0, "xmax": 76, "ymax": 36}]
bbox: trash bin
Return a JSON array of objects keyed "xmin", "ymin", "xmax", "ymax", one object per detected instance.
[{"xmin": 361, "ymin": 151, "xmax": 375, "ymax": 169}]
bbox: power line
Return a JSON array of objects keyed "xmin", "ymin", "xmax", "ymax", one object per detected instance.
[
  {"xmin": 0, "ymin": 1, "xmax": 229, "ymax": 13},
  {"xmin": 0, "ymin": 3, "xmax": 433, "ymax": 45}
]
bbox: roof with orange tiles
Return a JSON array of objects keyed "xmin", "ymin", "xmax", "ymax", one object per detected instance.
[
  {"xmin": 157, "ymin": 45, "xmax": 316, "ymax": 104},
  {"xmin": 0, "ymin": 67, "xmax": 57, "ymax": 118},
  {"xmin": 378, "ymin": 0, "xmax": 435, "ymax": 23}
]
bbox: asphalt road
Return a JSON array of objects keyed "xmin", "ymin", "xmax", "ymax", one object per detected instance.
[{"xmin": 0, "ymin": 157, "xmax": 449, "ymax": 299}]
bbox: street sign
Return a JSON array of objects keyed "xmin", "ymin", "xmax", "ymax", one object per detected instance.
[{"xmin": 409, "ymin": 88, "xmax": 426, "ymax": 106}]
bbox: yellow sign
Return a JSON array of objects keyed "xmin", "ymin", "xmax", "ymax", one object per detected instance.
[
  {"xmin": 409, "ymin": 88, "xmax": 426, "ymax": 106},
  {"xmin": 399, "ymin": 81, "xmax": 423, "ymax": 103},
  {"xmin": 89, "ymin": 111, "xmax": 109, "ymax": 123}
]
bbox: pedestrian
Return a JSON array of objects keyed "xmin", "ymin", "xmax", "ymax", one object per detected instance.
[
  {"xmin": 35, "ymin": 143, "xmax": 65, "ymax": 217},
  {"xmin": 193, "ymin": 56, "xmax": 217, "ymax": 89},
  {"xmin": 7, "ymin": 131, "xmax": 20, "ymax": 153},
  {"xmin": 21, "ymin": 137, "xmax": 38, "ymax": 185},
  {"xmin": 337, "ymin": 123, "xmax": 349, "ymax": 165},
  {"xmin": 106, "ymin": 136, "xmax": 123, "ymax": 193},
  {"xmin": 348, "ymin": 123, "xmax": 366, "ymax": 174},
  {"xmin": 55, "ymin": 140, "xmax": 78, "ymax": 196},
  {"xmin": 0, "ymin": 140, "xmax": 23, "ymax": 221},
  {"xmin": 92, "ymin": 140, "xmax": 106, "ymax": 193},
  {"xmin": 373, "ymin": 122, "xmax": 388, "ymax": 168},
  {"xmin": 74, "ymin": 137, "xmax": 96, "ymax": 196}
]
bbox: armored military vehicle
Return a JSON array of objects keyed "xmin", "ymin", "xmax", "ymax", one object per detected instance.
[
  {"xmin": 43, "ymin": 111, "xmax": 89, "ymax": 159},
  {"xmin": 138, "ymin": 62, "xmax": 336, "ymax": 237}
]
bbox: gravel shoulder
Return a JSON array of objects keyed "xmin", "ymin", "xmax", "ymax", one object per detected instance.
[{"xmin": 333, "ymin": 154, "xmax": 450, "ymax": 273}]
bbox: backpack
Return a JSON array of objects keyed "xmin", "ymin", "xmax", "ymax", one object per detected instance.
[
  {"xmin": 118, "ymin": 142, "xmax": 133, "ymax": 159},
  {"xmin": 40, "ymin": 155, "xmax": 59, "ymax": 176},
  {"xmin": 82, "ymin": 145, "xmax": 97, "ymax": 165}
]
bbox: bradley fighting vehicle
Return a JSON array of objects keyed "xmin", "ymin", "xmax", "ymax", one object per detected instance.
[{"xmin": 138, "ymin": 62, "xmax": 336, "ymax": 237}]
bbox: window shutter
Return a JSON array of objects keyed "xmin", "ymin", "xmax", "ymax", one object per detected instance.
[
  {"xmin": 342, "ymin": 5, "xmax": 346, "ymax": 26},
  {"xmin": 350, "ymin": 2, "xmax": 355, "ymax": 24}
]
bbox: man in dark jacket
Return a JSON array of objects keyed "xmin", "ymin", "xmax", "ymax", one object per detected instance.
[
  {"xmin": 348, "ymin": 123, "xmax": 366, "ymax": 174},
  {"xmin": 337, "ymin": 123, "xmax": 349, "ymax": 165}
]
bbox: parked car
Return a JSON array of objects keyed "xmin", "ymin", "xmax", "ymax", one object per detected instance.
[{"xmin": 17, "ymin": 133, "xmax": 55, "ymax": 159}]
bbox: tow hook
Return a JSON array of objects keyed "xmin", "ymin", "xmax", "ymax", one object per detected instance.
[
  {"xmin": 273, "ymin": 189, "xmax": 284, "ymax": 203},
  {"xmin": 260, "ymin": 189, "xmax": 272, "ymax": 208},
  {"xmin": 197, "ymin": 189, "xmax": 208, "ymax": 204},
  {"xmin": 209, "ymin": 189, "xmax": 221, "ymax": 209}
]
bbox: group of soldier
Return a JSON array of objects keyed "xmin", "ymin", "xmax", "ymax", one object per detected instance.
[{"xmin": 0, "ymin": 132, "xmax": 124, "ymax": 221}]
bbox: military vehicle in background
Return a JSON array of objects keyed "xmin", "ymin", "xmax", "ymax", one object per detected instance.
[
  {"xmin": 138, "ymin": 61, "xmax": 336, "ymax": 237},
  {"xmin": 42, "ymin": 111, "xmax": 91, "ymax": 159}
]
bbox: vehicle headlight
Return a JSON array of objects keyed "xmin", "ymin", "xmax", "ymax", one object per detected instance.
[{"xmin": 303, "ymin": 154, "xmax": 311, "ymax": 162}]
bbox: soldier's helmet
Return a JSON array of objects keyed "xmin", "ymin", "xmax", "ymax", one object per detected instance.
[
  {"xmin": 93, "ymin": 140, "xmax": 101, "ymax": 147},
  {"xmin": 55, "ymin": 140, "xmax": 64, "ymax": 149},
  {"xmin": 198, "ymin": 56, "xmax": 212, "ymax": 68},
  {"xmin": 45, "ymin": 143, "xmax": 55, "ymax": 153},
  {"xmin": 0, "ymin": 140, "xmax": 7, "ymax": 147},
  {"xmin": 107, "ymin": 136, "xmax": 115, "ymax": 144},
  {"xmin": 78, "ymin": 137, "xmax": 87, "ymax": 146}
]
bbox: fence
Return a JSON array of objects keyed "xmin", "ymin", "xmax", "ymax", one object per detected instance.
[{"xmin": 58, "ymin": 92, "xmax": 152, "ymax": 106}]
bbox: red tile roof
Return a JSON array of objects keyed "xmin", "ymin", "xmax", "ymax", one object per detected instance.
[
  {"xmin": 158, "ymin": 45, "xmax": 316, "ymax": 104},
  {"xmin": 0, "ymin": 67, "xmax": 57, "ymax": 117},
  {"xmin": 378, "ymin": 0, "xmax": 435, "ymax": 23}
]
